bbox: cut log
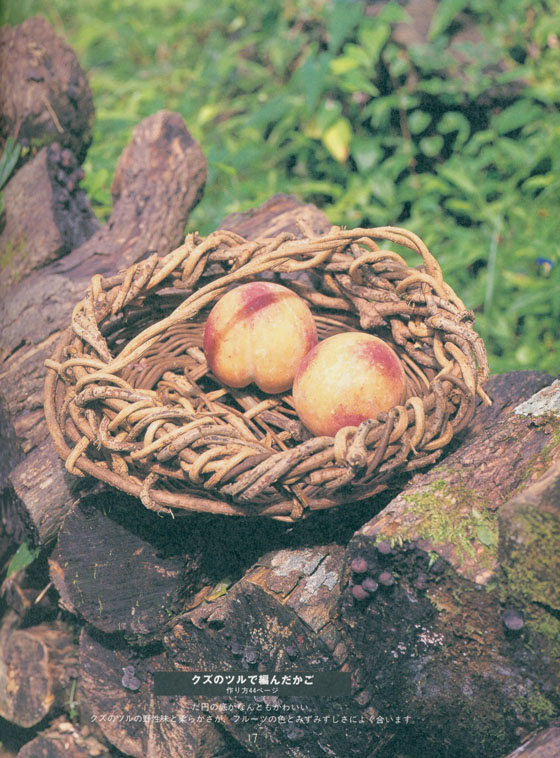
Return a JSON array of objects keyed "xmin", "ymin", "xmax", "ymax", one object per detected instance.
[
  {"xmin": 78, "ymin": 625, "xmax": 238, "ymax": 758},
  {"xmin": 5, "ymin": 438, "xmax": 91, "ymax": 549},
  {"xmin": 163, "ymin": 544, "xmax": 384, "ymax": 758},
  {"xmin": 48, "ymin": 491, "xmax": 196, "ymax": 640},
  {"xmin": 0, "ymin": 109, "xmax": 207, "ymax": 547},
  {"xmin": 17, "ymin": 718, "xmax": 112, "ymax": 758},
  {"xmin": 0, "ymin": 619, "xmax": 78, "ymax": 728},
  {"xmin": 0, "ymin": 17, "xmax": 94, "ymax": 161},
  {"xmin": 0, "ymin": 144, "xmax": 100, "ymax": 294}
]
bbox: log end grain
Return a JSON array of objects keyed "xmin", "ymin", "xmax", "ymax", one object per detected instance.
[
  {"xmin": 0, "ymin": 620, "xmax": 78, "ymax": 728},
  {"xmin": 48, "ymin": 491, "xmax": 198, "ymax": 639}
]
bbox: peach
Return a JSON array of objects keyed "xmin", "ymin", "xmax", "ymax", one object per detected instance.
[
  {"xmin": 293, "ymin": 331, "xmax": 406, "ymax": 437},
  {"xmin": 203, "ymin": 281, "xmax": 318, "ymax": 394}
]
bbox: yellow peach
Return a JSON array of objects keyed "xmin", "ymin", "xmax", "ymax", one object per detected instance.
[
  {"xmin": 293, "ymin": 331, "xmax": 406, "ymax": 437},
  {"xmin": 203, "ymin": 281, "xmax": 318, "ymax": 394}
]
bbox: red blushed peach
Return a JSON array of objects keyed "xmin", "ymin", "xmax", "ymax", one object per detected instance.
[
  {"xmin": 203, "ymin": 281, "xmax": 318, "ymax": 394},
  {"xmin": 293, "ymin": 331, "xmax": 406, "ymax": 437}
]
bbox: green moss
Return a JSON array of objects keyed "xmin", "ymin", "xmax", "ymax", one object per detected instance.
[
  {"xmin": 0, "ymin": 233, "xmax": 26, "ymax": 270},
  {"xmin": 421, "ymin": 691, "xmax": 511, "ymax": 757},
  {"xmin": 399, "ymin": 476, "xmax": 499, "ymax": 566},
  {"xmin": 514, "ymin": 688, "xmax": 558, "ymax": 722},
  {"xmin": 524, "ymin": 605, "xmax": 560, "ymax": 658},
  {"xmin": 502, "ymin": 509, "xmax": 560, "ymax": 610}
]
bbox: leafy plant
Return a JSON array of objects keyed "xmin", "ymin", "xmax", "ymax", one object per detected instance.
[
  {"xmin": 1, "ymin": 0, "xmax": 559, "ymax": 373},
  {"xmin": 6, "ymin": 540, "xmax": 40, "ymax": 578}
]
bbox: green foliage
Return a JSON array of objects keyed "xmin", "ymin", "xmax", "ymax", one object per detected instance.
[
  {"xmin": 0, "ymin": 136, "xmax": 21, "ymax": 215},
  {"xmin": 6, "ymin": 541, "xmax": 40, "ymax": 578},
  {"xmin": 2, "ymin": 0, "xmax": 560, "ymax": 372}
]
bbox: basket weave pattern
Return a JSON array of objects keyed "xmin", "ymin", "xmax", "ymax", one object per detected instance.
[{"xmin": 44, "ymin": 224, "xmax": 490, "ymax": 521}]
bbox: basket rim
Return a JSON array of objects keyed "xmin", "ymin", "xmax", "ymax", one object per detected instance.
[{"xmin": 43, "ymin": 224, "xmax": 491, "ymax": 521}]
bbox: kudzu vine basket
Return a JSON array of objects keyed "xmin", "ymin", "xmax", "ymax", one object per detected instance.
[{"xmin": 44, "ymin": 223, "xmax": 491, "ymax": 522}]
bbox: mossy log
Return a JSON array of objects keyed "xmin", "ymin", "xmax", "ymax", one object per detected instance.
[
  {"xmin": 0, "ymin": 618, "xmax": 78, "ymax": 728},
  {"xmin": 337, "ymin": 377, "xmax": 560, "ymax": 758}
]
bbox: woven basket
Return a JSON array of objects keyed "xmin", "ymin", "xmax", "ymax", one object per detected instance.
[{"xmin": 44, "ymin": 223, "xmax": 491, "ymax": 522}]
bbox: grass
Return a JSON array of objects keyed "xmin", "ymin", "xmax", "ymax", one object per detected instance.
[{"xmin": 2, "ymin": 0, "xmax": 560, "ymax": 374}]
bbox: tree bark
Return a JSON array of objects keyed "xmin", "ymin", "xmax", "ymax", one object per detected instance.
[
  {"xmin": 0, "ymin": 144, "xmax": 100, "ymax": 294},
  {"xmin": 336, "ymin": 376, "xmax": 560, "ymax": 758},
  {"xmin": 0, "ymin": 16, "xmax": 94, "ymax": 161},
  {"xmin": 503, "ymin": 727, "xmax": 560, "ymax": 758}
]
